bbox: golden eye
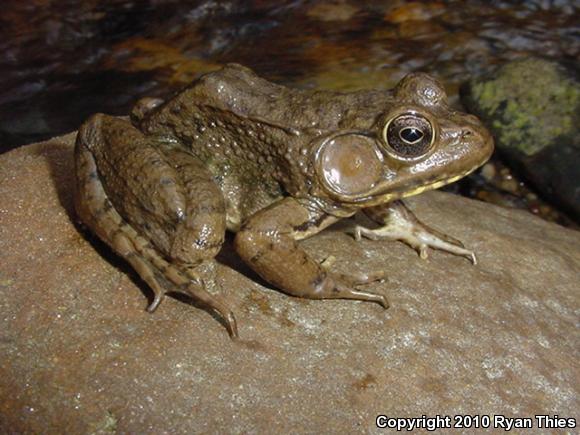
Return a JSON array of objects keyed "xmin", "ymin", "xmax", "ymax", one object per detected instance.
[{"xmin": 383, "ymin": 113, "xmax": 434, "ymax": 159}]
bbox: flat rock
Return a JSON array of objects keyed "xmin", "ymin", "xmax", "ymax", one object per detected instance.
[{"xmin": 1, "ymin": 134, "xmax": 579, "ymax": 433}]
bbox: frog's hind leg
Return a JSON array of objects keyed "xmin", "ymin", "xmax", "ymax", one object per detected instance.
[
  {"xmin": 74, "ymin": 114, "xmax": 238, "ymax": 338},
  {"xmin": 235, "ymin": 197, "xmax": 389, "ymax": 309}
]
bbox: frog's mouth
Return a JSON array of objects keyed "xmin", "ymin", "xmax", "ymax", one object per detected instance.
[
  {"xmin": 314, "ymin": 126, "xmax": 493, "ymax": 206},
  {"xmin": 327, "ymin": 164, "xmax": 481, "ymax": 206},
  {"xmin": 389, "ymin": 165, "xmax": 481, "ymax": 201}
]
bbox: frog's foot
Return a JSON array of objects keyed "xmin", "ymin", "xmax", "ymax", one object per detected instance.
[
  {"xmin": 322, "ymin": 259, "xmax": 388, "ymax": 308},
  {"xmin": 356, "ymin": 201, "xmax": 477, "ymax": 265},
  {"xmin": 320, "ymin": 255, "xmax": 387, "ymax": 288},
  {"xmin": 318, "ymin": 273, "xmax": 389, "ymax": 309},
  {"xmin": 161, "ymin": 263, "xmax": 238, "ymax": 339},
  {"xmin": 106, "ymin": 219, "xmax": 239, "ymax": 339}
]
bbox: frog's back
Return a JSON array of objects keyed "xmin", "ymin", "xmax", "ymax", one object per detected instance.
[
  {"xmin": 138, "ymin": 64, "xmax": 395, "ymax": 230},
  {"xmin": 183, "ymin": 63, "xmax": 395, "ymax": 132}
]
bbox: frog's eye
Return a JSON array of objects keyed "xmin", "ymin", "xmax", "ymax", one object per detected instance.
[{"xmin": 383, "ymin": 113, "xmax": 434, "ymax": 160}]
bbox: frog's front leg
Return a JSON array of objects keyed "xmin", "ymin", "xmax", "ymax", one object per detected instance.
[
  {"xmin": 353, "ymin": 200, "xmax": 476, "ymax": 264},
  {"xmin": 234, "ymin": 197, "xmax": 388, "ymax": 307}
]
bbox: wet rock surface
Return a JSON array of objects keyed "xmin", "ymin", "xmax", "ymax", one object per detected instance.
[
  {"xmin": 462, "ymin": 57, "xmax": 580, "ymax": 220},
  {"xmin": 1, "ymin": 135, "xmax": 579, "ymax": 433}
]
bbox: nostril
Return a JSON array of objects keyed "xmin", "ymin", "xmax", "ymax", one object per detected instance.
[{"xmin": 463, "ymin": 123, "xmax": 486, "ymax": 139}]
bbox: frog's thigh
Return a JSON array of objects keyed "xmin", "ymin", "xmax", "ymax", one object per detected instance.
[
  {"xmin": 75, "ymin": 115, "xmax": 237, "ymax": 337},
  {"xmin": 355, "ymin": 200, "xmax": 476, "ymax": 264},
  {"xmin": 159, "ymin": 145, "xmax": 227, "ymax": 264},
  {"xmin": 79, "ymin": 115, "xmax": 226, "ymax": 263},
  {"xmin": 234, "ymin": 197, "xmax": 387, "ymax": 307}
]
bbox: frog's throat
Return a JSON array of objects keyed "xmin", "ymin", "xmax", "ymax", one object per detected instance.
[
  {"xmin": 355, "ymin": 164, "xmax": 480, "ymax": 207},
  {"xmin": 399, "ymin": 170, "xmax": 471, "ymax": 199}
]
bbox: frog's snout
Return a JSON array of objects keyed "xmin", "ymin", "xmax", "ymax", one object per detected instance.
[
  {"xmin": 444, "ymin": 112, "xmax": 494, "ymax": 166},
  {"xmin": 461, "ymin": 118, "xmax": 495, "ymax": 164}
]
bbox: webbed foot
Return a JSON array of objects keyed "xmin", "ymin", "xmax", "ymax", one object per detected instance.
[
  {"xmin": 355, "ymin": 200, "xmax": 477, "ymax": 265},
  {"xmin": 319, "ymin": 256, "xmax": 388, "ymax": 308},
  {"xmin": 318, "ymin": 272, "xmax": 389, "ymax": 309}
]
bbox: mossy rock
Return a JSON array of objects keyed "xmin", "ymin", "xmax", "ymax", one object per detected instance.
[
  {"xmin": 462, "ymin": 57, "xmax": 579, "ymax": 156},
  {"xmin": 462, "ymin": 57, "xmax": 580, "ymax": 220}
]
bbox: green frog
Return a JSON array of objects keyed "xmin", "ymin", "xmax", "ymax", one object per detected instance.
[{"xmin": 74, "ymin": 64, "xmax": 493, "ymax": 338}]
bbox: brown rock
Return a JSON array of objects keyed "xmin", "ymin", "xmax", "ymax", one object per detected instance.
[{"xmin": 1, "ymin": 135, "xmax": 579, "ymax": 433}]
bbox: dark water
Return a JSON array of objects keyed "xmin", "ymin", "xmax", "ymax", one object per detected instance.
[{"xmin": 1, "ymin": 0, "xmax": 577, "ymax": 150}]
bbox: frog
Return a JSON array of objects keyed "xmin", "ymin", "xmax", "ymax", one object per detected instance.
[{"xmin": 74, "ymin": 63, "xmax": 494, "ymax": 339}]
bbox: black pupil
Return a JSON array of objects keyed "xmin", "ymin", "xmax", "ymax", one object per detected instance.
[{"xmin": 400, "ymin": 127, "xmax": 423, "ymax": 143}]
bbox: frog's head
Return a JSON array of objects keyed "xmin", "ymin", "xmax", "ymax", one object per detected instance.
[{"xmin": 314, "ymin": 73, "xmax": 494, "ymax": 206}]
